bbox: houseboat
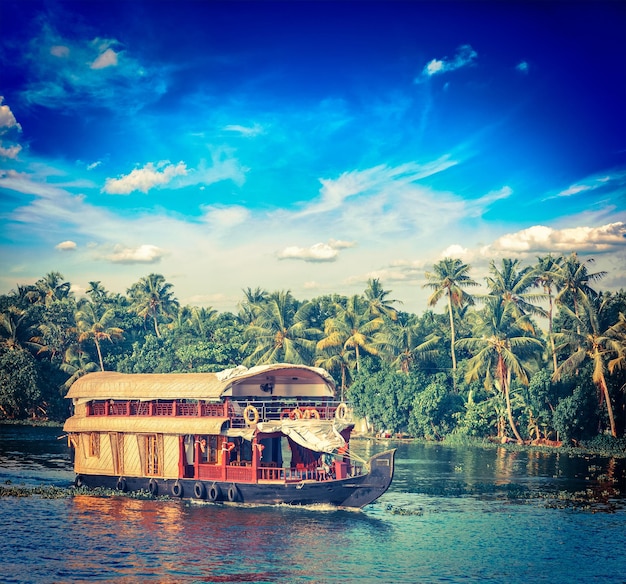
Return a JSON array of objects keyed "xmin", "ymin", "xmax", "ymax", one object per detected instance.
[{"xmin": 63, "ymin": 364, "xmax": 395, "ymax": 508}]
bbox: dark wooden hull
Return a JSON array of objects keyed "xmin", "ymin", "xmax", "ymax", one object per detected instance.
[{"xmin": 74, "ymin": 449, "xmax": 396, "ymax": 509}]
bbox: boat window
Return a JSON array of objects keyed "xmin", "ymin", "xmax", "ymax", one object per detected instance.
[{"xmin": 145, "ymin": 434, "xmax": 163, "ymax": 476}]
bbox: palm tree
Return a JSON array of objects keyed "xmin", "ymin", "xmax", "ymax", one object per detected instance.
[
  {"xmin": 555, "ymin": 252, "xmax": 606, "ymax": 320},
  {"xmin": 0, "ymin": 308, "xmax": 43, "ymax": 353},
  {"xmin": 243, "ymin": 291, "xmax": 320, "ymax": 365},
  {"xmin": 317, "ymin": 295, "xmax": 382, "ymax": 373},
  {"xmin": 237, "ymin": 287, "xmax": 269, "ymax": 325},
  {"xmin": 533, "ymin": 254, "xmax": 564, "ymax": 374},
  {"xmin": 375, "ymin": 313, "xmax": 440, "ymax": 374},
  {"xmin": 86, "ymin": 281, "xmax": 109, "ymax": 304},
  {"xmin": 423, "ymin": 258, "xmax": 479, "ymax": 371},
  {"xmin": 363, "ymin": 278, "xmax": 400, "ymax": 320},
  {"xmin": 456, "ymin": 297, "xmax": 544, "ymax": 443},
  {"xmin": 553, "ymin": 296, "xmax": 622, "ymax": 437},
  {"xmin": 61, "ymin": 345, "xmax": 99, "ymax": 388},
  {"xmin": 75, "ymin": 301, "xmax": 123, "ymax": 371},
  {"xmin": 485, "ymin": 258, "xmax": 547, "ymax": 318},
  {"xmin": 127, "ymin": 274, "xmax": 179, "ymax": 338},
  {"xmin": 315, "ymin": 345, "xmax": 356, "ymax": 401},
  {"xmin": 35, "ymin": 272, "xmax": 72, "ymax": 305}
]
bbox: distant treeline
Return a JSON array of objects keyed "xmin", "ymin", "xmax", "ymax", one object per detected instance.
[{"xmin": 1, "ymin": 252, "xmax": 625, "ymax": 444}]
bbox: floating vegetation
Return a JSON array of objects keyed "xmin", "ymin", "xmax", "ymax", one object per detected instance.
[
  {"xmin": 386, "ymin": 504, "xmax": 424, "ymax": 516},
  {"xmin": 0, "ymin": 483, "xmax": 171, "ymax": 501}
]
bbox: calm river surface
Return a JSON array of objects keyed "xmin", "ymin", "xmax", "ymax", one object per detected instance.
[{"xmin": 1, "ymin": 424, "xmax": 625, "ymax": 584}]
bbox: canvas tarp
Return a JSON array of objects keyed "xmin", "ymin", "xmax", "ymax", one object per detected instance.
[{"xmin": 257, "ymin": 419, "xmax": 348, "ymax": 454}]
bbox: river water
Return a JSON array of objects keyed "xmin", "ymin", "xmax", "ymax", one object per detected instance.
[{"xmin": 1, "ymin": 425, "xmax": 625, "ymax": 584}]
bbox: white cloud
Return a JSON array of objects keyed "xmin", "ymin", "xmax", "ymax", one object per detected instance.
[
  {"xmin": 516, "ymin": 61, "xmax": 530, "ymax": 74},
  {"xmin": 107, "ymin": 244, "xmax": 165, "ymax": 264},
  {"xmin": 418, "ymin": 45, "xmax": 478, "ymax": 81},
  {"xmin": 0, "ymin": 144, "xmax": 22, "ymax": 159},
  {"xmin": 103, "ymin": 161, "xmax": 187, "ymax": 194},
  {"xmin": 0, "ymin": 98, "xmax": 21, "ymax": 132},
  {"xmin": 484, "ymin": 222, "xmax": 626, "ymax": 256},
  {"xmin": 87, "ymin": 161, "xmax": 102, "ymax": 170},
  {"xmin": 278, "ymin": 242, "xmax": 343, "ymax": 263},
  {"xmin": 90, "ymin": 48, "xmax": 118, "ymax": 69},
  {"xmin": 56, "ymin": 240, "xmax": 77, "ymax": 251}
]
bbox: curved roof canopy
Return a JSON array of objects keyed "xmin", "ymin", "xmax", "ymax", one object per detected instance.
[{"xmin": 66, "ymin": 364, "xmax": 336, "ymax": 401}]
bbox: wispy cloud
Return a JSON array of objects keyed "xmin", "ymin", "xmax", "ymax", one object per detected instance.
[
  {"xmin": 516, "ymin": 61, "xmax": 530, "ymax": 74},
  {"xmin": 20, "ymin": 24, "xmax": 167, "ymax": 112},
  {"xmin": 223, "ymin": 123, "xmax": 264, "ymax": 137},
  {"xmin": 103, "ymin": 161, "xmax": 188, "ymax": 194},
  {"xmin": 544, "ymin": 170, "xmax": 626, "ymax": 201},
  {"xmin": 417, "ymin": 45, "xmax": 477, "ymax": 82}
]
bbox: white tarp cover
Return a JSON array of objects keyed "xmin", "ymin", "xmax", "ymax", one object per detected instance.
[{"xmin": 257, "ymin": 419, "xmax": 347, "ymax": 454}]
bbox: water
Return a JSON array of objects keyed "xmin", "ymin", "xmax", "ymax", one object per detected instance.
[{"xmin": 1, "ymin": 425, "xmax": 625, "ymax": 584}]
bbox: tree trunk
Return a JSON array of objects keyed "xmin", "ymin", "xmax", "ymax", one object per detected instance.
[
  {"xmin": 95, "ymin": 338, "xmax": 105, "ymax": 371},
  {"xmin": 598, "ymin": 373, "xmax": 617, "ymax": 438},
  {"xmin": 501, "ymin": 361, "xmax": 523, "ymax": 443},
  {"xmin": 547, "ymin": 291, "xmax": 558, "ymax": 374},
  {"xmin": 447, "ymin": 293, "xmax": 457, "ymax": 371}
]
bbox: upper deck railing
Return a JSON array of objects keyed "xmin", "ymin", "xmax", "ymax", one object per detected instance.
[{"xmin": 85, "ymin": 398, "xmax": 347, "ymax": 425}]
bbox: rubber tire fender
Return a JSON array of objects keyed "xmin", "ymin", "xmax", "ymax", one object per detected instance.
[
  {"xmin": 148, "ymin": 479, "xmax": 159, "ymax": 496},
  {"xmin": 208, "ymin": 482, "xmax": 221, "ymax": 502},
  {"xmin": 193, "ymin": 481, "xmax": 206, "ymax": 499},
  {"xmin": 227, "ymin": 484, "xmax": 239, "ymax": 502},
  {"xmin": 116, "ymin": 477, "xmax": 128, "ymax": 492},
  {"xmin": 172, "ymin": 481, "xmax": 183, "ymax": 498},
  {"xmin": 74, "ymin": 475, "xmax": 84, "ymax": 488}
]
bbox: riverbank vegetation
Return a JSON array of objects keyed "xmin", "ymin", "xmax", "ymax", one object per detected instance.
[{"xmin": 1, "ymin": 253, "xmax": 625, "ymax": 446}]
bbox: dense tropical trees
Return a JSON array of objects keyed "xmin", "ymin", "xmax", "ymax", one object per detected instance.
[
  {"xmin": 243, "ymin": 291, "xmax": 319, "ymax": 365},
  {"xmin": 0, "ymin": 260, "xmax": 624, "ymax": 443},
  {"xmin": 555, "ymin": 252, "xmax": 606, "ymax": 319},
  {"xmin": 424, "ymin": 258, "xmax": 478, "ymax": 371},
  {"xmin": 456, "ymin": 297, "xmax": 544, "ymax": 442},
  {"xmin": 127, "ymin": 273, "xmax": 179, "ymax": 338}
]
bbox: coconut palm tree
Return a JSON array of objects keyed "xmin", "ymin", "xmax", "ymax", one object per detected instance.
[
  {"xmin": 86, "ymin": 281, "xmax": 109, "ymax": 304},
  {"xmin": 553, "ymin": 296, "xmax": 623, "ymax": 437},
  {"xmin": 127, "ymin": 274, "xmax": 179, "ymax": 338},
  {"xmin": 317, "ymin": 295, "xmax": 382, "ymax": 373},
  {"xmin": 363, "ymin": 278, "xmax": 400, "ymax": 320},
  {"xmin": 485, "ymin": 258, "xmax": 547, "ymax": 318},
  {"xmin": 61, "ymin": 345, "xmax": 99, "ymax": 388},
  {"xmin": 315, "ymin": 345, "xmax": 356, "ymax": 401},
  {"xmin": 555, "ymin": 252, "xmax": 606, "ymax": 320},
  {"xmin": 237, "ymin": 287, "xmax": 269, "ymax": 325},
  {"xmin": 456, "ymin": 296, "xmax": 544, "ymax": 443},
  {"xmin": 533, "ymin": 254, "xmax": 565, "ymax": 373},
  {"xmin": 0, "ymin": 308, "xmax": 43, "ymax": 353},
  {"xmin": 243, "ymin": 291, "xmax": 320, "ymax": 365},
  {"xmin": 35, "ymin": 272, "xmax": 72, "ymax": 305},
  {"xmin": 374, "ymin": 313, "xmax": 440, "ymax": 374},
  {"xmin": 75, "ymin": 301, "xmax": 123, "ymax": 371},
  {"xmin": 423, "ymin": 258, "xmax": 478, "ymax": 371}
]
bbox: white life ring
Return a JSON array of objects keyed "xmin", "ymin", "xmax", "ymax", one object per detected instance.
[
  {"xmin": 243, "ymin": 405, "xmax": 260, "ymax": 425},
  {"xmin": 335, "ymin": 402, "xmax": 348, "ymax": 420}
]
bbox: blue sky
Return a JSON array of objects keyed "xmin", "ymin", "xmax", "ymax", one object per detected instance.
[{"xmin": 1, "ymin": 1, "xmax": 625, "ymax": 313}]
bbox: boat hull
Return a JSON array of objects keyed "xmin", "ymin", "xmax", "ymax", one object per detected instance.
[{"xmin": 73, "ymin": 449, "xmax": 396, "ymax": 509}]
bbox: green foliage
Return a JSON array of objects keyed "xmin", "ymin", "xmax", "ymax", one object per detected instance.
[
  {"xmin": 553, "ymin": 379, "xmax": 599, "ymax": 443},
  {"xmin": 0, "ymin": 347, "xmax": 42, "ymax": 418},
  {"xmin": 408, "ymin": 373, "xmax": 462, "ymax": 439}
]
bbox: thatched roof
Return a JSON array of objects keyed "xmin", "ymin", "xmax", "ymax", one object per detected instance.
[
  {"xmin": 66, "ymin": 364, "xmax": 336, "ymax": 401},
  {"xmin": 64, "ymin": 415, "xmax": 229, "ymax": 434}
]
